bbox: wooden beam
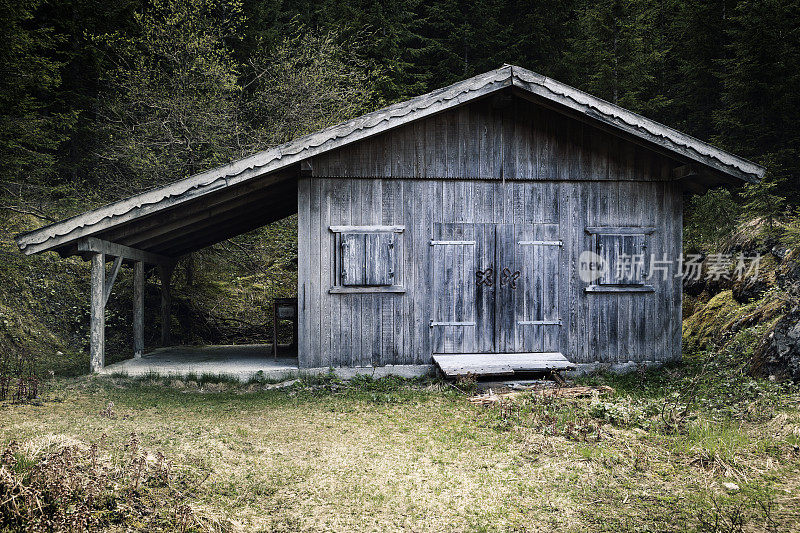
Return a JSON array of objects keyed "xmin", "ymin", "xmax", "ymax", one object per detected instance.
[
  {"xmin": 90, "ymin": 252, "xmax": 105, "ymax": 372},
  {"xmin": 128, "ymin": 181, "xmax": 297, "ymax": 252},
  {"xmin": 585, "ymin": 226, "xmax": 656, "ymax": 235},
  {"xmin": 115, "ymin": 172, "xmax": 296, "ymax": 247},
  {"xmin": 78, "ymin": 237, "xmax": 175, "ymax": 265},
  {"xmin": 158, "ymin": 263, "xmax": 174, "ymax": 346},
  {"xmin": 672, "ymin": 164, "xmax": 699, "ymax": 180},
  {"xmin": 103, "ymin": 256, "xmax": 122, "ymax": 306},
  {"xmin": 329, "ymin": 285, "xmax": 406, "ymax": 294},
  {"xmin": 584, "ymin": 285, "xmax": 655, "ymax": 293},
  {"xmin": 17, "ymin": 166, "xmax": 292, "ymax": 255},
  {"xmin": 133, "ymin": 261, "xmax": 144, "ymax": 358},
  {"xmin": 329, "ymin": 225, "xmax": 405, "ymax": 233},
  {"xmin": 157, "ymin": 200, "xmax": 298, "ymax": 256}
]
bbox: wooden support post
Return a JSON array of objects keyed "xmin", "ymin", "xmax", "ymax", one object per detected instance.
[
  {"xmin": 133, "ymin": 261, "xmax": 144, "ymax": 358},
  {"xmin": 90, "ymin": 252, "xmax": 106, "ymax": 372},
  {"xmin": 159, "ymin": 264, "xmax": 174, "ymax": 347}
]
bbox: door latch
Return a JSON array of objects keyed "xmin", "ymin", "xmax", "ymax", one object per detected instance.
[
  {"xmin": 476, "ymin": 267, "xmax": 494, "ymax": 287},
  {"xmin": 500, "ymin": 267, "xmax": 520, "ymax": 289}
]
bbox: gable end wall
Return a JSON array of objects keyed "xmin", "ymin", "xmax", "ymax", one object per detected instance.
[{"xmin": 298, "ymin": 98, "xmax": 683, "ymax": 368}]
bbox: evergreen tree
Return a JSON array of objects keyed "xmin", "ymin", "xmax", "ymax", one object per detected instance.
[
  {"xmin": 715, "ymin": 0, "xmax": 800, "ymax": 202},
  {"xmin": 740, "ymin": 171, "xmax": 787, "ymax": 236},
  {"xmin": 564, "ymin": 0, "xmax": 671, "ymax": 117},
  {"xmin": 39, "ymin": 0, "xmax": 142, "ymax": 191},
  {"xmin": 0, "ymin": 0, "xmax": 73, "ymax": 191},
  {"xmin": 667, "ymin": 0, "xmax": 732, "ymax": 139},
  {"xmin": 684, "ymin": 188, "xmax": 740, "ymax": 252},
  {"xmin": 502, "ymin": 0, "xmax": 578, "ymax": 80}
]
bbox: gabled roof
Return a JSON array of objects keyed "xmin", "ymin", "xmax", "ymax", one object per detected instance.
[{"xmin": 16, "ymin": 64, "xmax": 765, "ymax": 258}]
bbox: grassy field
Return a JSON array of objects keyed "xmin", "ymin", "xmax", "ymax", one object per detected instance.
[{"xmin": 2, "ymin": 350, "xmax": 800, "ymax": 532}]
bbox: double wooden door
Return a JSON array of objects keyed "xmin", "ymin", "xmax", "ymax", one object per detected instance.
[{"xmin": 431, "ymin": 223, "xmax": 562, "ymax": 354}]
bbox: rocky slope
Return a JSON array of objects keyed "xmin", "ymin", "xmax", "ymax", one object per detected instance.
[{"xmin": 682, "ymin": 235, "xmax": 800, "ymax": 380}]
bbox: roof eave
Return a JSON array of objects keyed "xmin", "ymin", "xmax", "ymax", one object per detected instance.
[
  {"xmin": 16, "ymin": 64, "xmax": 766, "ymax": 257},
  {"xmin": 15, "ymin": 66, "xmax": 515, "ymax": 256},
  {"xmin": 510, "ymin": 66, "xmax": 765, "ymax": 184}
]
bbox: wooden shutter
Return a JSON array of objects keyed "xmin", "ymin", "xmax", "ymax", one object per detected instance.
[
  {"xmin": 365, "ymin": 232, "xmax": 394, "ymax": 286},
  {"xmin": 598, "ymin": 234, "xmax": 645, "ymax": 285},
  {"xmin": 341, "ymin": 232, "xmax": 395, "ymax": 287},
  {"xmin": 341, "ymin": 233, "xmax": 366, "ymax": 286}
]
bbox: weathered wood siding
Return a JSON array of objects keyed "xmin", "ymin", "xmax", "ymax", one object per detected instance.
[
  {"xmin": 311, "ymin": 97, "xmax": 673, "ymax": 182},
  {"xmin": 297, "ymin": 97, "xmax": 682, "ymax": 368}
]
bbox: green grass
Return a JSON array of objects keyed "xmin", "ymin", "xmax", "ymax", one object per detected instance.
[{"xmin": 2, "ymin": 350, "xmax": 799, "ymax": 532}]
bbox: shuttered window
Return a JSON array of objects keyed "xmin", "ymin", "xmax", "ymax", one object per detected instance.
[
  {"xmin": 598, "ymin": 233, "xmax": 646, "ymax": 285},
  {"xmin": 340, "ymin": 232, "xmax": 395, "ymax": 287}
]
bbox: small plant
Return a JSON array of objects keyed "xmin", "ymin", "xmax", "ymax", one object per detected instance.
[
  {"xmin": 454, "ymin": 373, "xmax": 477, "ymax": 393},
  {"xmin": 740, "ymin": 173, "xmax": 787, "ymax": 241},
  {"xmin": 693, "ymin": 488, "xmax": 778, "ymax": 533},
  {"xmin": 98, "ymin": 401, "xmax": 116, "ymax": 419},
  {"xmin": 696, "ymin": 493, "xmax": 747, "ymax": 533}
]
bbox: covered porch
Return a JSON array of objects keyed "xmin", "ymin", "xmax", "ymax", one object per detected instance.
[{"xmin": 16, "ymin": 162, "xmax": 300, "ymax": 374}]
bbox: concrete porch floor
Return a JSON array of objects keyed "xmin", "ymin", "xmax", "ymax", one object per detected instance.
[
  {"xmin": 99, "ymin": 344, "xmax": 299, "ymax": 382},
  {"xmin": 98, "ymin": 344, "xmax": 436, "ymax": 381}
]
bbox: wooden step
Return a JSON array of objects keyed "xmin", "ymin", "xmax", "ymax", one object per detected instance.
[{"xmin": 432, "ymin": 352, "xmax": 574, "ymax": 378}]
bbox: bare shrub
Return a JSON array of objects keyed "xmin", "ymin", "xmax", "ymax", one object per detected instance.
[
  {"xmin": 0, "ymin": 338, "xmax": 38, "ymax": 402},
  {"xmin": 0, "ymin": 433, "xmax": 223, "ymax": 532}
]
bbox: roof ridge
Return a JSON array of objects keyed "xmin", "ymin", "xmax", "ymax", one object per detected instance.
[{"xmin": 16, "ymin": 64, "xmax": 764, "ymax": 256}]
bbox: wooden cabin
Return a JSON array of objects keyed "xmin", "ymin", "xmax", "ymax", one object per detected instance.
[{"xmin": 15, "ymin": 65, "xmax": 764, "ymax": 377}]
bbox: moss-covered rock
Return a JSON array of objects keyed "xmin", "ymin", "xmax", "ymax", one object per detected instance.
[
  {"xmin": 683, "ymin": 291, "xmax": 742, "ymax": 351},
  {"xmin": 683, "ymin": 289, "xmax": 789, "ymax": 353}
]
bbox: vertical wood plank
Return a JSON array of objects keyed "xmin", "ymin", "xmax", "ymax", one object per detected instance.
[
  {"xmin": 328, "ymin": 180, "xmax": 344, "ymax": 367},
  {"xmin": 516, "ymin": 224, "xmax": 528, "ymax": 353},
  {"xmin": 133, "ymin": 261, "xmax": 144, "ymax": 358},
  {"xmin": 654, "ymin": 178, "xmax": 668, "ymax": 359},
  {"xmin": 158, "ymin": 263, "xmax": 173, "ymax": 348},
  {"xmin": 319, "ymin": 178, "xmax": 332, "ymax": 367},
  {"xmin": 340, "ymin": 181, "xmax": 353, "ymax": 366},
  {"xmin": 297, "ymin": 176, "xmax": 311, "ymax": 367},
  {"xmin": 607, "ymin": 181, "xmax": 620, "ymax": 362},
  {"xmin": 90, "ymin": 252, "xmax": 105, "ymax": 372},
  {"xmin": 309, "ymin": 178, "xmax": 322, "ymax": 367},
  {"xmin": 403, "ymin": 180, "xmax": 417, "ymax": 363},
  {"xmin": 495, "ymin": 224, "xmax": 516, "ymax": 352},
  {"xmin": 417, "ymin": 180, "xmax": 434, "ymax": 362},
  {"xmin": 369, "ymin": 179, "xmax": 382, "ymax": 367},
  {"xmin": 353, "ymin": 180, "xmax": 366, "ymax": 366}
]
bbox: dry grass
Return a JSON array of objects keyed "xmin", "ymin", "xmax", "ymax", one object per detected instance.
[{"xmin": 1, "ymin": 373, "xmax": 799, "ymax": 532}]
